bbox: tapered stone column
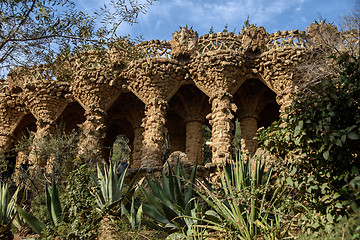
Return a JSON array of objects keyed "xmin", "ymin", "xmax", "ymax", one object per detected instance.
[
  {"xmin": 276, "ymin": 90, "xmax": 292, "ymax": 113},
  {"xmin": 0, "ymin": 133, "xmax": 12, "ymax": 153},
  {"xmin": 131, "ymin": 125, "xmax": 144, "ymax": 168},
  {"xmin": 141, "ymin": 98, "xmax": 167, "ymax": 168},
  {"xmin": 28, "ymin": 119, "xmax": 55, "ymax": 167},
  {"xmin": 240, "ymin": 114, "xmax": 259, "ymax": 155},
  {"xmin": 185, "ymin": 115, "xmax": 204, "ymax": 165},
  {"xmin": 78, "ymin": 108, "xmax": 107, "ymax": 164},
  {"xmin": 208, "ymin": 92, "xmax": 234, "ymax": 163}
]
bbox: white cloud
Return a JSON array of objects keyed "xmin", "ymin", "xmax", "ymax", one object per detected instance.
[
  {"xmin": 75, "ymin": 0, "xmax": 352, "ymax": 40},
  {"xmin": 139, "ymin": 0, "xmax": 309, "ymax": 31}
]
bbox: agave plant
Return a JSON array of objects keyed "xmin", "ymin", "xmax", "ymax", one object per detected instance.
[
  {"xmin": 121, "ymin": 197, "xmax": 143, "ymax": 230},
  {"xmin": 140, "ymin": 159, "xmax": 199, "ymax": 232},
  {"xmin": 16, "ymin": 177, "xmax": 62, "ymax": 237},
  {"xmin": 0, "ymin": 182, "xmax": 20, "ymax": 240},
  {"xmin": 194, "ymin": 153, "xmax": 290, "ymax": 240},
  {"xmin": 91, "ymin": 163, "xmax": 139, "ymax": 214}
]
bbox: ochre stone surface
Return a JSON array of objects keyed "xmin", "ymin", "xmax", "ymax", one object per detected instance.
[
  {"xmin": 140, "ymin": 98, "xmax": 167, "ymax": 168},
  {"xmin": 207, "ymin": 92, "xmax": 234, "ymax": 163},
  {"xmin": 0, "ymin": 25, "xmax": 356, "ymax": 169}
]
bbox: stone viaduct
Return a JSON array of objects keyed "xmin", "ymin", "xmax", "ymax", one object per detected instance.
[{"xmin": 0, "ymin": 23, "xmax": 357, "ymax": 170}]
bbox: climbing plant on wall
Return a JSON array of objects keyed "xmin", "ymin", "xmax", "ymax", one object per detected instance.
[{"xmin": 257, "ymin": 53, "xmax": 360, "ymax": 232}]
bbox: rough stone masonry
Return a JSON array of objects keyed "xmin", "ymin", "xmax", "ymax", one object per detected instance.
[{"xmin": 0, "ymin": 23, "xmax": 357, "ymax": 172}]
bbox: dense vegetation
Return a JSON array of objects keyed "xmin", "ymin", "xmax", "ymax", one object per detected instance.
[
  {"xmin": 257, "ymin": 53, "xmax": 360, "ymax": 237},
  {"xmin": 2, "ymin": 52, "xmax": 359, "ymax": 238},
  {"xmin": 1, "ymin": 1, "xmax": 360, "ymax": 238}
]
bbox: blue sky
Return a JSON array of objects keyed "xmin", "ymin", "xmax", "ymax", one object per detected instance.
[{"xmin": 77, "ymin": 0, "xmax": 355, "ymax": 41}]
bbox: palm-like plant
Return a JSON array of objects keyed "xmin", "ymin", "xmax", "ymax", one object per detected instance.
[
  {"xmin": 140, "ymin": 159, "xmax": 199, "ymax": 232},
  {"xmin": 16, "ymin": 177, "xmax": 62, "ymax": 237},
  {"xmin": 0, "ymin": 183, "xmax": 20, "ymax": 240}
]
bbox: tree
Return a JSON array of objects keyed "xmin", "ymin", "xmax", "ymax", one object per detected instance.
[{"xmin": 0, "ymin": 0, "xmax": 157, "ymax": 78}]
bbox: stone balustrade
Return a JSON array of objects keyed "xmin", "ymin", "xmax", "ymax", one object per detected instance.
[
  {"xmin": 266, "ymin": 30, "xmax": 308, "ymax": 49},
  {"xmin": 198, "ymin": 32, "xmax": 242, "ymax": 54},
  {"xmin": 139, "ymin": 40, "xmax": 172, "ymax": 59}
]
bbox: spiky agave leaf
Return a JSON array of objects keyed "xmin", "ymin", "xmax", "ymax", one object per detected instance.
[
  {"xmin": 0, "ymin": 183, "xmax": 20, "ymax": 234},
  {"xmin": 15, "ymin": 205, "xmax": 45, "ymax": 237},
  {"xmin": 140, "ymin": 158, "xmax": 198, "ymax": 232},
  {"xmin": 91, "ymin": 163, "xmax": 139, "ymax": 213},
  {"xmin": 121, "ymin": 197, "xmax": 143, "ymax": 230},
  {"xmin": 46, "ymin": 177, "xmax": 62, "ymax": 226}
]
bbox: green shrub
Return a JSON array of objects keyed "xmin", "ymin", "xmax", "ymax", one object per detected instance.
[
  {"xmin": 14, "ymin": 125, "xmax": 79, "ymax": 193},
  {"xmin": 46, "ymin": 159, "xmax": 100, "ymax": 239},
  {"xmin": 257, "ymin": 54, "xmax": 360, "ymax": 233},
  {"xmin": 300, "ymin": 208, "xmax": 360, "ymax": 239}
]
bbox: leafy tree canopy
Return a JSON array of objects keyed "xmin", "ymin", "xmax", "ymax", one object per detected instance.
[{"xmin": 0, "ymin": 0, "xmax": 157, "ymax": 78}]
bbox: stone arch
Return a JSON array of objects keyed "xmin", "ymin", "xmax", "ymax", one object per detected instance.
[
  {"xmin": 12, "ymin": 113, "xmax": 37, "ymax": 145},
  {"xmin": 167, "ymin": 84, "xmax": 211, "ymax": 165},
  {"xmin": 104, "ymin": 117, "xmax": 133, "ymax": 164},
  {"xmin": 105, "ymin": 92, "xmax": 145, "ymax": 167},
  {"xmin": 54, "ymin": 101, "xmax": 86, "ymax": 133},
  {"xmin": 11, "ymin": 113, "xmax": 37, "ymax": 175},
  {"xmin": 233, "ymin": 79, "xmax": 280, "ymax": 154}
]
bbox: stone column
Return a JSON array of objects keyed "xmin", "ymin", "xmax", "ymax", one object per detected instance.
[
  {"xmin": 208, "ymin": 92, "xmax": 234, "ymax": 163},
  {"xmin": 0, "ymin": 133, "xmax": 12, "ymax": 153},
  {"xmin": 240, "ymin": 114, "xmax": 259, "ymax": 155},
  {"xmin": 28, "ymin": 119, "xmax": 54, "ymax": 167},
  {"xmin": 140, "ymin": 98, "xmax": 167, "ymax": 168},
  {"xmin": 276, "ymin": 90, "xmax": 292, "ymax": 113},
  {"xmin": 131, "ymin": 125, "xmax": 144, "ymax": 168},
  {"xmin": 185, "ymin": 115, "xmax": 204, "ymax": 165},
  {"xmin": 78, "ymin": 108, "xmax": 107, "ymax": 164}
]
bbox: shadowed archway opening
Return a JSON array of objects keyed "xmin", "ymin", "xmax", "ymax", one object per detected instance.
[
  {"xmin": 233, "ymin": 79, "xmax": 280, "ymax": 154},
  {"xmin": 55, "ymin": 101, "xmax": 86, "ymax": 133},
  {"xmin": 8, "ymin": 113, "xmax": 37, "ymax": 180},
  {"xmin": 167, "ymin": 84, "xmax": 211, "ymax": 165},
  {"xmin": 12, "ymin": 113, "xmax": 37, "ymax": 147},
  {"xmin": 105, "ymin": 92, "xmax": 145, "ymax": 167}
]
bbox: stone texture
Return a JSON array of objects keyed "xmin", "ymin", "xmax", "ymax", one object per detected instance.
[
  {"xmin": 0, "ymin": 24, "xmax": 355, "ymax": 170},
  {"xmin": 163, "ymin": 151, "xmax": 191, "ymax": 175},
  {"xmin": 207, "ymin": 92, "xmax": 234, "ymax": 163},
  {"xmin": 140, "ymin": 98, "xmax": 167, "ymax": 168},
  {"xmin": 185, "ymin": 117, "xmax": 204, "ymax": 165}
]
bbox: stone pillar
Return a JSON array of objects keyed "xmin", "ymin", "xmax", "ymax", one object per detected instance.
[
  {"xmin": 0, "ymin": 133, "xmax": 12, "ymax": 153},
  {"xmin": 276, "ymin": 90, "xmax": 292, "ymax": 113},
  {"xmin": 140, "ymin": 98, "xmax": 167, "ymax": 168},
  {"xmin": 208, "ymin": 92, "xmax": 234, "ymax": 163},
  {"xmin": 131, "ymin": 125, "xmax": 144, "ymax": 168},
  {"xmin": 28, "ymin": 119, "xmax": 54, "ymax": 167},
  {"xmin": 185, "ymin": 115, "xmax": 204, "ymax": 165},
  {"xmin": 240, "ymin": 115, "xmax": 259, "ymax": 155},
  {"xmin": 78, "ymin": 108, "xmax": 107, "ymax": 164}
]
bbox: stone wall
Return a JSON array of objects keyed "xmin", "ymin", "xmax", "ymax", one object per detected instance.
[{"xmin": 0, "ymin": 24, "xmax": 356, "ymax": 169}]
